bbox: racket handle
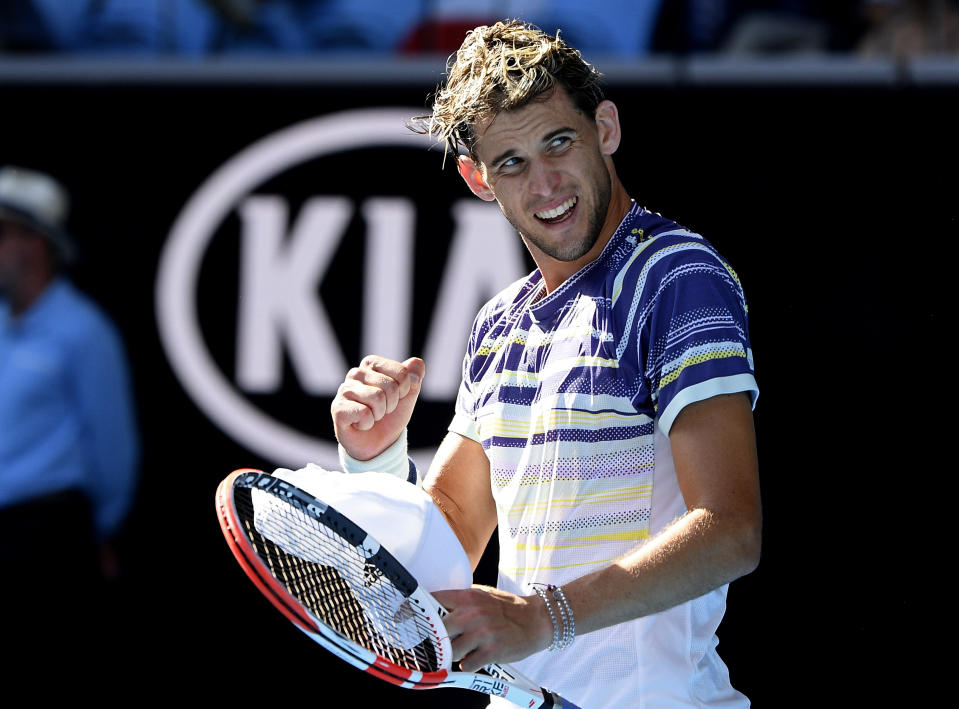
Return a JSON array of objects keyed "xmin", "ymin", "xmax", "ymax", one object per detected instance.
[{"xmin": 543, "ymin": 688, "xmax": 584, "ymax": 709}]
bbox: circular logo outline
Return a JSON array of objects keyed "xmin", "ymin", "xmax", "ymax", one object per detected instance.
[{"xmin": 155, "ymin": 108, "xmax": 438, "ymax": 469}]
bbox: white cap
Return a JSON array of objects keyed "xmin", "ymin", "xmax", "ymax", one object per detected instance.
[
  {"xmin": 0, "ymin": 166, "xmax": 76, "ymax": 264},
  {"xmin": 271, "ymin": 464, "xmax": 472, "ymax": 592}
]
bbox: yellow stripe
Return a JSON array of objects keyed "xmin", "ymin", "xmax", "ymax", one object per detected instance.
[
  {"xmin": 723, "ymin": 261, "xmax": 742, "ymax": 288},
  {"xmin": 478, "ymin": 336, "xmax": 527, "ymax": 356},
  {"xmin": 499, "ymin": 556, "xmax": 625, "ymax": 574},
  {"xmin": 507, "ymin": 484, "xmax": 653, "ymax": 511},
  {"xmin": 660, "ymin": 348, "xmax": 745, "ymax": 389},
  {"xmin": 487, "ymin": 369, "xmax": 539, "ymax": 383},
  {"xmin": 515, "ymin": 530, "xmax": 649, "ymax": 551},
  {"xmin": 508, "ymin": 495, "xmax": 648, "ymax": 516}
]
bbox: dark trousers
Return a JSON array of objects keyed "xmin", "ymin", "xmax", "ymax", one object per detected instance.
[{"xmin": 0, "ymin": 490, "xmax": 105, "ymax": 673}]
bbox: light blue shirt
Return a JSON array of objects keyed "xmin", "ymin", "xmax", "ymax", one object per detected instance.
[{"xmin": 0, "ymin": 278, "xmax": 139, "ymax": 539}]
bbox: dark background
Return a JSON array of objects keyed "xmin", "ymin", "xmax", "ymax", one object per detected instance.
[{"xmin": 1, "ymin": 61, "xmax": 947, "ymax": 704}]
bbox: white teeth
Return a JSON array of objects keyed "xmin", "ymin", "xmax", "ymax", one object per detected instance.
[{"xmin": 536, "ymin": 197, "xmax": 577, "ymax": 220}]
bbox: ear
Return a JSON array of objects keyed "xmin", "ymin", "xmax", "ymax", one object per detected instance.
[
  {"xmin": 457, "ymin": 156, "xmax": 497, "ymax": 201},
  {"xmin": 594, "ymin": 100, "xmax": 622, "ymax": 157}
]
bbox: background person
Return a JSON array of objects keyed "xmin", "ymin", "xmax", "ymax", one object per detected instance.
[{"xmin": 0, "ymin": 165, "xmax": 140, "ymax": 661}]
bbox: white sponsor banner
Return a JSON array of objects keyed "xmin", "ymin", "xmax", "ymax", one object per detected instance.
[{"xmin": 155, "ymin": 108, "xmax": 525, "ymax": 471}]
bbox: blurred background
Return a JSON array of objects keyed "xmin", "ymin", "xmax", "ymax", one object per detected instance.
[{"xmin": 1, "ymin": 1, "xmax": 952, "ymax": 704}]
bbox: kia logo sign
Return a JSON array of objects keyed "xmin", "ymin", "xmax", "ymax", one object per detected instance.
[{"xmin": 155, "ymin": 108, "xmax": 525, "ymax": 470}]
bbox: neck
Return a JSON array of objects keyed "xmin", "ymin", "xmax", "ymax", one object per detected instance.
[{"xmin": 6, "ymin": 273, "xmax": 55, "ymax": 318}]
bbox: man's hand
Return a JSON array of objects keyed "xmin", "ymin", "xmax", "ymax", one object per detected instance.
[
  {"xmin": 433, "ymin": 586, "xmax": 554, "ymax": 672},
  {"xmin": 331, "ymin": 355, "xmax": 425, "ymax": 460}
]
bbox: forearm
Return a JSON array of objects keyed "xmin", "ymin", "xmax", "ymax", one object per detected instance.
[
  {"xmin": 561, "ymin": 504, "xmax": 761, "ymax": 638},
  {"xmin": 438, "ymin": 504, "xmax": 760, "ymax": 670}
]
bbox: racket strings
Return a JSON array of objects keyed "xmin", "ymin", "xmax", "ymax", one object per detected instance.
[{"xmin": 238, "ymin": 488, "xmax": 442, "ymax": 673}]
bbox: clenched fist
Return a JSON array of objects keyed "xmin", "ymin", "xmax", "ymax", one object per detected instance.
[{"xmin": 331, "ymin": 355, "xmax": 426, "ymax": 461}]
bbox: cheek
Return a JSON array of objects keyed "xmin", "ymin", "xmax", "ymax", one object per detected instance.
[{"xmin": 493, "ymin": 186, "xmax": 524, "ymax": 215}]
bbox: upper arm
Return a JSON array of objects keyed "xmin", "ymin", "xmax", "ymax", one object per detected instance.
[
  {"xmin": 423, "ymin": 431, "xmax": 497, "ymax": 571},
  {"xmin": 668, "ymin": 392, "xmax": 762, "ymax": 558}
]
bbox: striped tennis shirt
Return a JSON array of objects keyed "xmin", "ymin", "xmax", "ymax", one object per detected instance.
[{"xmin": 449, "ymin": 202, "xmax": 758, "ymax": 708}]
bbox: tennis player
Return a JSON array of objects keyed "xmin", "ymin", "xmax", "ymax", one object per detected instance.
[{"xmin": 331, "ymin": 19, "xmax": 761, "ymax": 708}]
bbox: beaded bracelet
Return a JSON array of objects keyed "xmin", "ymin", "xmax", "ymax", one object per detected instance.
[
  {"xmin": 533, "ymin": 585, "xmax": 560, "ymax": 652},
  {"xmin": 550, "ymin": 585, "xmax": 575, "ymax": 650}
]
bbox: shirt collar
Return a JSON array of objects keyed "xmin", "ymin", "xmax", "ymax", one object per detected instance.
[{"xmin": 2, "ymin": 277, "xmax": 69, "ymax": 332}]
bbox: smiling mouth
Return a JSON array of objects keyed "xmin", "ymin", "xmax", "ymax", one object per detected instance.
[{"xmin": 535, "ymin": 196, "xmax": 577, "ymax": 224}]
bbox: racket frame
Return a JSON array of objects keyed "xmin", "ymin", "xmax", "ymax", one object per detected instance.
[{"xmin": 216, "ymin": 469, "xmax": 578, "ymax": 709}]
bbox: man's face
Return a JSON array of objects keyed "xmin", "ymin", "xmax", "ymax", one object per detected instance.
[
  {"xmin": 470, "ymin": 87, "xmax": 614, "ymax": 267},
  {"xmin": 0, "ymin": 221, "xmax": 38, "ymax": 297}
]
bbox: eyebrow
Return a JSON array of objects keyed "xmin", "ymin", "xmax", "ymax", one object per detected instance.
[{"xmin": 489, "ymin": 126, "xmax": 577, "ymax": 168}]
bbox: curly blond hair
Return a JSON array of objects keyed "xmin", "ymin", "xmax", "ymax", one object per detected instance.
[{"xmin": 412, "ymin": 19, "xmax": 606, "ymax": 162}]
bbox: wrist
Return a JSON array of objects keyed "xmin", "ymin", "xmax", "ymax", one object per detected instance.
[
  {"xmin": 532, "ymin": 587, "xmax": 560, "ymax": 652},
  {"xmin": 531, "ymin": 584, "xmax": 576, "ymax": 652},
  {"xmin": 338, "ymin": 429, "xmax": 419, "ymax": 485}
]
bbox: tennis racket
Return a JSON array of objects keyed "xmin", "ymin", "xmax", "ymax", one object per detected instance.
[{"xmin": 215, "ymin": 468, "xmax": 583, "ymax": 709}]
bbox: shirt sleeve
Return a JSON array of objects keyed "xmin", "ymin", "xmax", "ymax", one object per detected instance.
[
  {"xmin": 448, "ymin": 350, "xmax": 482, "ymax": 443},
  {"xmin": 447, "ymin": 302, "xmax": 487, "ymax": 445},
  {"xmin": 71, "ymin": 315, "xmax": 140, "ymax": 539},
  {"xmin": 641, "ymin": 244, "xmax": 759, "ymax": 435}
]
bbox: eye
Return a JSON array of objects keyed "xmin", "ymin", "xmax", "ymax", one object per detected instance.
[
  {"xmin": 548, "ymin": 135, "xmax": 573, "ymax": 152},
  {"xmin": 495, "ymin": 155, "xmax": 524, "ymax": 174}
]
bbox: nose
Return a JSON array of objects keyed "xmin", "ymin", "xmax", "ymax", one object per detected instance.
[{"xmin": 526, "ymin": 158, "xmax": 561, "ymax": 198}]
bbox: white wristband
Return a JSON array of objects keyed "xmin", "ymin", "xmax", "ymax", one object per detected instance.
[{"xmin": 337, "ymin": 428, "xmax": 419, "ymax": 485}]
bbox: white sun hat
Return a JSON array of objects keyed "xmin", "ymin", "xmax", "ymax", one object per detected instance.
[
  {"xmin": 271, "ymin": 463, "xmax": 472, "ymax": 593},
  {"xmin": 0, "ymin": 166, "xmax": 76, "ymax": 264}
]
